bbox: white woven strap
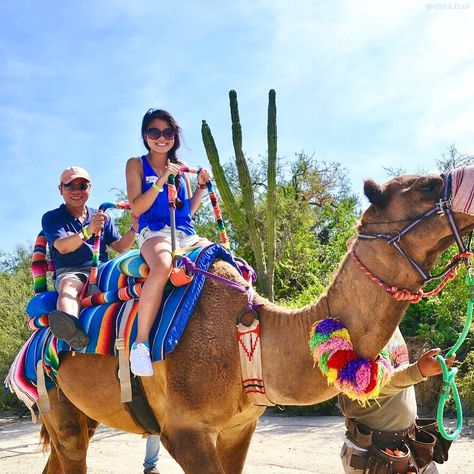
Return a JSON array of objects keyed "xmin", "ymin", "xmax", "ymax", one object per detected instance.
[{"xmin": 237, "ymin": 319, "xmax": 275, "ymax": 406}]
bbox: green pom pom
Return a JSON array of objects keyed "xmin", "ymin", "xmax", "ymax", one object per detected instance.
[
  {"xmin": 309, "ymin": 331, "xmax": 330, "ymax": 353},
  {"xmin": 319, "ymin": 352, "xmax": 330, "ymax": 374}
]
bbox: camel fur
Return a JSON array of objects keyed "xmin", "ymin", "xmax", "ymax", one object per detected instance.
[{"xmin": 39, "ymin": 172, "xmax": 474, "ymax": 473}]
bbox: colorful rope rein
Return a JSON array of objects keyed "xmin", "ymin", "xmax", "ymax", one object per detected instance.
[
  {"xmin": 179, "ymin": 166, "xmax": 229, "ymax": 248},
  {"xmin": 309, "ymin": 318, "xmax": 394, "ymax": 403},
  {"xmin": 351, "ymin": 250, "xmax": 473, "ymax": 303}
]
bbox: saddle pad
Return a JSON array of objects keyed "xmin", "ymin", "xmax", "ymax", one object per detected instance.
[
  {"xmin": 5, "ymin": 244, "xmax": 245, "ymax": 410},
  {"xmin": 4, "ymin": 327, "xmax": 56, "ymax": 410}
]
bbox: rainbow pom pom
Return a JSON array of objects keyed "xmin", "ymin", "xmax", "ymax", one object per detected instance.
[{"xmin": 309, "ymin": 318, "xmax": 393, "ymax": 403}]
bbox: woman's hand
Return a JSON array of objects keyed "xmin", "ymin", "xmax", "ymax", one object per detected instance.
[
  {"xmin": 417, "ymin": 348, "xmax": 456, "ymax": 378},
  {"xmin": 163, "ymin": 162, "xmax": 181, "ymax": 180},
  {"xmin": 197, "ymin": 168, "xmax": 211, "ymax": 186}
]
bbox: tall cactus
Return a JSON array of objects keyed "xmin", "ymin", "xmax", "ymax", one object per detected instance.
[{"xmin": 201, "ymin": 89, "xmax": 278, "ymax": 300}]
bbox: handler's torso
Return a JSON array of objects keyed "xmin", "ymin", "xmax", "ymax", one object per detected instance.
[{"xmin": 338, "ymin": 328, "xmax": 417, "ymax": 431}]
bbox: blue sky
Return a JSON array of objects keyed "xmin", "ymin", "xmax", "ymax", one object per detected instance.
[{"xmin": 1, "ymin": 1, "xmax": 474, "ymax": 254}]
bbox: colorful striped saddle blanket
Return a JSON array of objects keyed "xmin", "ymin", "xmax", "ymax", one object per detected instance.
[{"xmin": 5, "ymin": 244, "xmax": 245, "ymax": 410}]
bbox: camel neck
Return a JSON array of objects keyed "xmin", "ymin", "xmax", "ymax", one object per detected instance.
[{"xmin": 260, "ymin": 245, "xmax": 414, "ymax": 405}]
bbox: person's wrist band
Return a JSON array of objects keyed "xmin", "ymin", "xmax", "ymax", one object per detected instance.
[
  {"xmin": 152, "ymin": 181, "xmax": 163, "ymax": 192},
  {"xmin": 198, "ymin": 183, "xmax": 207, "ymax": 190},
  {"xmin": 78, "ymin": 230, "xmax": 86, "ymax": 241},
  {"xmin": 82, "ymin": 226, "xmax": 91, "ymax": 239},
  {"xmin": 129, "ymin": 225, "xmax": 137, "ymax": 234}
]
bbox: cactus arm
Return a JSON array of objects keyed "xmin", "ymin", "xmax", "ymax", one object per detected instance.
[
  {"xmin": 266, "ymin": 89, "xmax": 277, "ymax": 301},
  {"xmin": 201, "ymin": 120, "xmax": 246, "ymax": 231},
  {"xmin": 229, "ymin": 90, "xmax": 268, "ymax": 285}
]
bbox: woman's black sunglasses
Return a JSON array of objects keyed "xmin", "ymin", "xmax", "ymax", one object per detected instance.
[{"xmin": 146, "ymin": 127, "xmax": 175, "ymax": 140}]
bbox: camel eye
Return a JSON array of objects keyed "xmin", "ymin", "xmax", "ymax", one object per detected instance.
[{"xmin": 419, "ymin": 181, "xmax": 437, "ymax": 194}]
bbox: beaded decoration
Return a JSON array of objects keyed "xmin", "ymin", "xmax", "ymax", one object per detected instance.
[{"xmin": 309, "ymin": 318, "xmax": 394, "ymax": 403}]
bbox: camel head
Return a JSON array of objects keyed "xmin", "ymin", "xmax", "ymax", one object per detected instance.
[
  {"xmin": 358, "ymin": 168, "xmax": 474, "ymax": 288},
  {"xmin": 333, "ymin": 167, "xmax": 474, "ymax": 359}
]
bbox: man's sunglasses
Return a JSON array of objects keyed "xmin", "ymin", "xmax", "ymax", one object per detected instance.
[
  {"xmin": 145, "ymin": 127, "xmax": 175, "ymax": 140},
  {"xmin": 62, "ymin": 182, "xmax": 90, "ymax": 191}
]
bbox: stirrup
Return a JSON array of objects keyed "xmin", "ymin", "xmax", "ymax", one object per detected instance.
[{"xmin": 170, "ymin": 267, "xmax": 193, "ymax": 287}]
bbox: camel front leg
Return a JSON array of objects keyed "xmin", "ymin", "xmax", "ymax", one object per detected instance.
[
  {"xmin": 216, "ymin": 419, "xmax": 258, "ymax": 474},
  {"xmin": 161, "ymin": 426, "xmax": 224, "ymax": 474},
  {"xmin": 40, "ymin": 388, "xmax": 93, "ymax": 474}
]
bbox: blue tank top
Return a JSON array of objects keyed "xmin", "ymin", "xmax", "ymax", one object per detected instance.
[{"xmin": 138, "ymin": 155, "xmax": 196, "ymax": 235}]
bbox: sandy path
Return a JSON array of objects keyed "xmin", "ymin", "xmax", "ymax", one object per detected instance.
[{"xmin": 1, "ymin": 414, "xmax": 473, "ymax": 473}]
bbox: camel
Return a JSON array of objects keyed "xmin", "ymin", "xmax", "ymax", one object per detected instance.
[{"xmin": 38, "ymin": 170, "xmax": 474, "ymax": 473}]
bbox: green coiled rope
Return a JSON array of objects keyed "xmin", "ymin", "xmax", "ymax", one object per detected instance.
[{"xmin": 436, "ymin": 272, "xmax": 474, "ymax": 440}]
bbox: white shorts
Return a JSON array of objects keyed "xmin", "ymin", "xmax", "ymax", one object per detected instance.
[{"xmin": 137, "ymin": 226, "xmax": 202, "ymax": 249}]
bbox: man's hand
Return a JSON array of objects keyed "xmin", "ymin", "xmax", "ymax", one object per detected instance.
[
  {"xmin": 87, "ymin": 211, "xmax": 108, "ymax": 235},
  {"xmin": 417, "ymin": 348, "xmax": 456, "ymax": 378}
]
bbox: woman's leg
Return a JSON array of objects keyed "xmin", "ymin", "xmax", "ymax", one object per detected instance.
[
  {"xmin": 136, "ymin": 236, "xmax": 173, "ymax": 344},
  {"xmin": 130, "ymin": 236, "xmax": 172, "ymax": 376}
]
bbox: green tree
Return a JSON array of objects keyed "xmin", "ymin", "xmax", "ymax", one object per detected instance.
[
  {"xmin": 198, "ymin": 150, "xmax": 359, "ymax": 305},
  {"xmin": 0, "ymin": 245, "xmax": 33, "ymax": 410}
]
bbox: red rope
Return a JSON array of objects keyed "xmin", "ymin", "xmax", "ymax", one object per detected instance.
[{"xmin": 351, "ymin": 250, "xmax": 472, "ymax": 303}]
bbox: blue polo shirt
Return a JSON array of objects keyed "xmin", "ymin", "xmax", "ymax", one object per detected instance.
[{"xmin": 42, "ymin": 204, "xmax": 120, "ymax": 274}]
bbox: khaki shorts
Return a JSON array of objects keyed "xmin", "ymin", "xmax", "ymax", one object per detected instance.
[
  {"xmin": 54, "ymin": 266, "xmax": 90, "ymax": 292},
  {"xmin": 137, "ymin": 226, "xmax": 202, "ymax": 249}
]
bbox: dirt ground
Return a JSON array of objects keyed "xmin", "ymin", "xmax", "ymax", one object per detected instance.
[{"xmin": 1, "ymin": 414, "xmax": 473, "ymax": 473}]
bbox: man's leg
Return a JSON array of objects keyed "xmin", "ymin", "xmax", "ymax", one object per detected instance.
[
  {"xmin": 56, "ymin": 273, "xmax": 86, "ymax": 316},
  {"xmin": 143, "ymin": 435, "xmax": 160, "ymax": 473},
  {"xmin": 49, "ymin": 274, "xmax": 89, "ymax": 350}
]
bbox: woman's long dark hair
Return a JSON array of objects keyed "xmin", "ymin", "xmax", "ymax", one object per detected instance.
[{"xmin": 141, "ymin": 108, "xmax": 184, "ymax": 208}]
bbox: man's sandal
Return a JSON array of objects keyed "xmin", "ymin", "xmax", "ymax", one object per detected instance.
[{"xmin": 48, "ymin": 310, "xmax": 90, "ymax": 350}]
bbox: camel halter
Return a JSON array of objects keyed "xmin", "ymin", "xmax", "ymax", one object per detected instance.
[
  {"xmin": 353, "ymin": 171, "xmax": 473, "ymax": 302},
  {"xmin": 352, "ymin": 169, "xmax": 474, "ymax": 441}
]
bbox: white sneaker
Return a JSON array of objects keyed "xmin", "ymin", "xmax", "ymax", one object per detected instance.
[{"xmin": 130, "ymin": 342, "xmax": 154, "ymax": 376}]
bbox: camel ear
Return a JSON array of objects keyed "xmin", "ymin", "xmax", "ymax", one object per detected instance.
[{"xmin": 364, "ymin": 179, "xmax": 388, "ymax": 208}]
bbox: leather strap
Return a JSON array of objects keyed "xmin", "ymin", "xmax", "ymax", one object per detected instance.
[
  {"xmin": 116, "ymin": 300, "xmax": 134, "ymax": 403},
  {"xmin": 36, "ymin": 359, "xmax": 51, "ymax": 414},
  {"xmin": 346, "ymin": 418, "xmax": 410, "ymax": 447},
  {"xmin": 124, "ymin": 375, "xmax": 161, "ymax": 435}
]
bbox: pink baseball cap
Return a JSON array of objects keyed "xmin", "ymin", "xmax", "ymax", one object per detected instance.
[{"xmin": 60, "ymin": 166, "xmax": 91, "ymax": 184}]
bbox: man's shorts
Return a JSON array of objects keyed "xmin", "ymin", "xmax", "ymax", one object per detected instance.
[
  {"xmin": 54, "ymin": 266, "xmax": 91, "ymax": 292},
  {"xmin": 137, "ymin": 226, "xmax": 202, "ymax": 249}
]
